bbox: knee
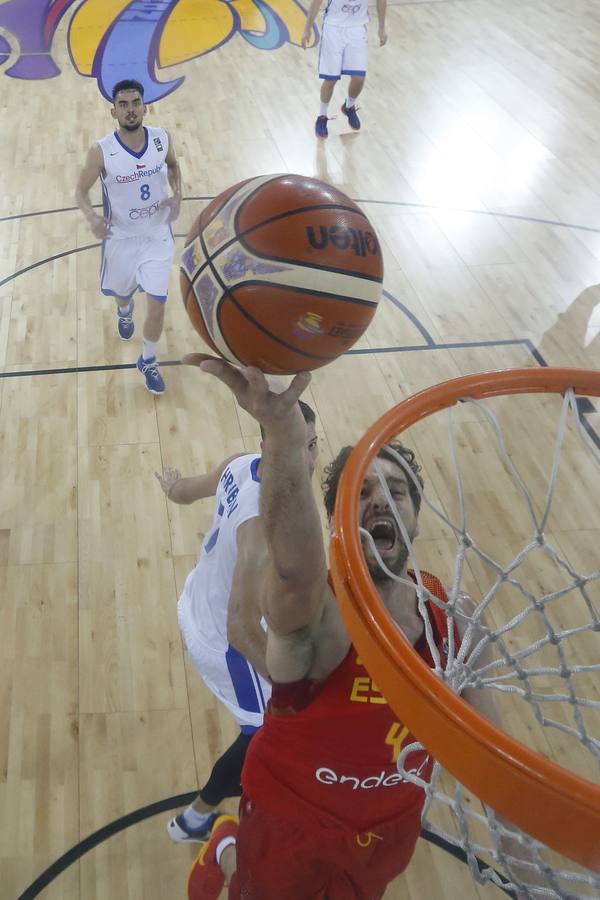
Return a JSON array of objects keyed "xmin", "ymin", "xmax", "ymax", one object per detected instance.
[{"xmin": 146, "ymin": 297, "xmax": 165, "ymax": 319}]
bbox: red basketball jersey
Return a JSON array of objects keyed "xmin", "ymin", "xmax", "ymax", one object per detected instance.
[{"xmin": 242, "ymin": 572, "xmax": 457, "ymax": 835}]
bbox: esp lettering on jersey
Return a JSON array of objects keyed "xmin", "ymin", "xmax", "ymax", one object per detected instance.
[{"xmin": 349, "ymin": 656, "xmax": 411, "ymax": 763}]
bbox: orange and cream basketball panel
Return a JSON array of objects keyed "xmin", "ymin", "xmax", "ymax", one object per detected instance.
[{"xmin": 180, "ymin": 174, "xmax": 383, "ymax": 374}]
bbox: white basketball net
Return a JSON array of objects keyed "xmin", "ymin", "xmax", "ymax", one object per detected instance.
[{"xmin": 361, "ymin": 387, "xmax": 600, "ymax": 899}]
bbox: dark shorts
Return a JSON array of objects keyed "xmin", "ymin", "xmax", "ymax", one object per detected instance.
[{"xmin": 228, "ymin": 793, "xmax": 422, "ymax": 900}]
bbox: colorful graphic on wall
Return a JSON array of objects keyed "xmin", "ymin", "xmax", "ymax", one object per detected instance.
[{"xmin": 0, "ymin": 0, "xmax": 317, "ymax": 102}]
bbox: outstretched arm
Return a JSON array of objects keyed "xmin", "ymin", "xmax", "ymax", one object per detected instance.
[
  {"xmin": 184, "ymin": 355, "xmax": 329, "ymax": 636},
  {"xmin": 75, "ymin": 144, "xmax": 111, "ymax": 239},
  {"xmin": 155, "ymin": 455, "xmax": 241, "ymax": 504},
  {"xmin": 259, "ymin": 394, "xmax": 328, "ymax": 633}
]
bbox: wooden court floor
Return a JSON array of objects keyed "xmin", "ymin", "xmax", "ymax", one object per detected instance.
[{"xmin": 1, "ymin": 0, "xmax": 599, "ymax": 897}]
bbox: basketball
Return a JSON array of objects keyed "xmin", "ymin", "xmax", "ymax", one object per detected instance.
[{"xmin": 179, "ymin": 174, "xmax": 384, "ymax": 374}]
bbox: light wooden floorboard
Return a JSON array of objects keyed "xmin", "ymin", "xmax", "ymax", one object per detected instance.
[{"xmin": 1, "ymin": 0, "xmax": 599, "ymax": 895}]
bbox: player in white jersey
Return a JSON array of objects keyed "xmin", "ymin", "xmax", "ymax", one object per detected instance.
[
  {"xmin": 302, "ymin": 0, "xmax": 387, "ymax": 137},
  {"xmin": 75, "ymin": 79, "xmax": 182, "ymax": 395},
  {"xmin": 155, "ymin": 398, "xmax": 319, "ymax": 844}
]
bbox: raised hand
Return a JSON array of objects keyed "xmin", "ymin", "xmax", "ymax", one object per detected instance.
[{"xmin": 182, "ymin": 354, "xmax": 311, "ymax": 429}]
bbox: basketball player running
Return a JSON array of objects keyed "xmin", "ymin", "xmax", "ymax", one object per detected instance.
[
  {"xmin": 156, "ymin": 401, "xmax": 319, "ymax": 845},
  {"xmin": 75, "ymin": 79, "xmax": 182, "ymax": 395},
  {"xmin": 181, "ymin": 356, "xmax": 502, "ymax": 900},
  {"xmin": 302, "ymin": 0, "xmax": 387, "ymax": 138}
]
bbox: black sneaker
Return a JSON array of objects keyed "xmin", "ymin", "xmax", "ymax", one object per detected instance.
[
  {"xmin": 136, "ymin": 355, "xmax": 165, "ymax": 395},
  {"xmin": 315, "ymin": 115, "xmax": 329, "ymax": 138},
  {"xmin": 117, "ymin": 301, "xmax": 134, "ymax": 340},
  {"xmin": 341, "ymin": 102, "xmax": 361, "ymax": 131}
]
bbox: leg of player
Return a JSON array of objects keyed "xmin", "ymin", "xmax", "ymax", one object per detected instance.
[
  {"xmin": 115, "ymin": 295, "xmax": 135, "ymax": 340},
  {"xmin": 137, "ymin": 293, "xmax": 166, "ymax": 394},
  {"xmin": 187, "ymin": 816, "xmax": 238, "ymax": 900},
  {"xmin": 316, "ymin": 78, "xmax": 336, "ymax": 138},
  {"xmin": 316, "ymin": 23, "xmax": 343, "ymax": 138},
  {"xmin": 340, "ymin": 23, "xmax": 368, "ymax": 131},
  {"xmin": 168, "ymin": 731, "xmax": 253, "ymax": 843},
  {"xmin": 341, "ymin": 74, "xmax": 365, "ymax": 131}
]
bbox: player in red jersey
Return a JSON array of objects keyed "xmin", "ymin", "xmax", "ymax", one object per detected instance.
[{"xmin": 183, "ymin": 357, "xmax": 500, "ymax": 900}]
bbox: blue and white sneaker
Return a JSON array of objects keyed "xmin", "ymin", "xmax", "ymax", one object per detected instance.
[
  {"xmin": 315, "ymin": 115, "xmax": 329, "ymax": 138},
  {"xmin": 341, "ymin": 102, "xmax": 361, "ymax": 131},
  {"xmin": 117, "ymin": 301, "xmax": 134, "ymax": 340},
  {"xmin": 167, "ymin": 811, "xmax": 220, "ymax": 844},
  {"xmin": 136, "ymin": 355, "xmax": 165, "ymax": 395}
]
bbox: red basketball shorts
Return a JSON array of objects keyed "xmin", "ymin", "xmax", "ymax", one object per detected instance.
[{"xmin": 227, "ymin": 793, "xmax": 422, "ymax": 899}]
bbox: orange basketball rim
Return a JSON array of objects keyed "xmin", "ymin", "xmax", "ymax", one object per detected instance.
[{"xmin": 330, "ymin": 368, "xmax": 600, "ymax": 873}]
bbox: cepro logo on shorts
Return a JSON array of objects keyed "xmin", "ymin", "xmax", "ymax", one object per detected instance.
[{"xmin": 306, "ymin": 225, "xmax": 379, "ymax": 257}]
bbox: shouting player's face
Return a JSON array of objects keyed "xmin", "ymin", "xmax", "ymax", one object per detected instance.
[
  {"xmin": 359, "ymin": 458, "xmax": 418, "ymax": 581},
  {"xmin": 111, "ymin": 90, "xmax": 146, "ymax": 132}
]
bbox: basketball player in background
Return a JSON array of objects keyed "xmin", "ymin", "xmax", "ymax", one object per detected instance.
[
  {"xmin": 302, "ymin": 0, "xmax": 387, "ymax": 138},
  {"xmin": 179, "ymin": 355, "xmax": 507, "ymax": 900},
  {"xmin": 75, "ymin": 79, "xmax": 182, "ymax": 395},
  {"xmin": 155, "ymin": 401, "xmax": 319, "ymax": 845}
]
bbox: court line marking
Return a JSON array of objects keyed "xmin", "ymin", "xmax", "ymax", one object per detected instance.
[
  {"xmin": 1, "ymin": 196, "xmax": 599, "ymax": 234},
  {"xmin": 0, "ymin": 338, "xmax": 552, "ymax": 379},
  {"xmin": 15, "ymin": 790, "xmax": 514, "ymax": 900},
  {"xmin": 0, "ymin": 328, "xmax": 597, "ymax": 447},
  {"xmin": 4, "ymin": 210, "xmax": 594, "ymax": 896}
]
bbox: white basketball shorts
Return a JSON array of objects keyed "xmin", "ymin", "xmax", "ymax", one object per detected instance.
[
  {"xmin": 177, "ymin": 595, "xmax": 271, "ymax": 733},
  {"xmin": 318, "ymin": 22, "xmax": 368, "ymax": 80},
  {"xmin": 100, "ymin": 229, "xmax": 174, "ymax": 302}
]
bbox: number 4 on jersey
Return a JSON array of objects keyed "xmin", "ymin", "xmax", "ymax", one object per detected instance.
[{"xmin": 385, "ymin": 722, "xmax": 410, "ymax": 763}]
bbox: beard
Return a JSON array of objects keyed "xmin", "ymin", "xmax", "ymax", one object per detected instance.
[{"xmin": 122, "ymin": 121, "xmax": 141, "ymax": 131}]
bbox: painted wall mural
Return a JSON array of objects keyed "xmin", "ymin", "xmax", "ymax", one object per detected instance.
[{"xmin": 0, "ymin": 0, "xmax": 317, "ymax": 102}]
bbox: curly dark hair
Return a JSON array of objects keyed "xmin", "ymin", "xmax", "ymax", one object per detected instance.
[{"xmin": 322, "ymin": 442, "xmax": 424, "ymax": 519}]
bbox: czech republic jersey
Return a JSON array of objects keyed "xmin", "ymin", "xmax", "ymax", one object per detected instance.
[{"xmin": 98, "ymin": 125, "xmax": 170, "ymax": 239}]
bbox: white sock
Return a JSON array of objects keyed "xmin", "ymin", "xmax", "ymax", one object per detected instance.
[
  {"xmin": 117, "ymin": 300, "xmax": 133, "ymax": 316},
  {"xmin": 215, "ymin": 835, "xmax": 236, "ymax": 866},
  {"xmin": 142, "ymin": 338, "xmax": 158, "ymax": 361},
  {"xmin": 182, "ymin": 805, "xmax": 213, "ymax": 829},
  {"xmin": 346, "ymin": 96, "xmax": 356, "ymax": 108},
  {"xmin": 319, "ymin": 101, "xmax": 329, "ymax": 117}
]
